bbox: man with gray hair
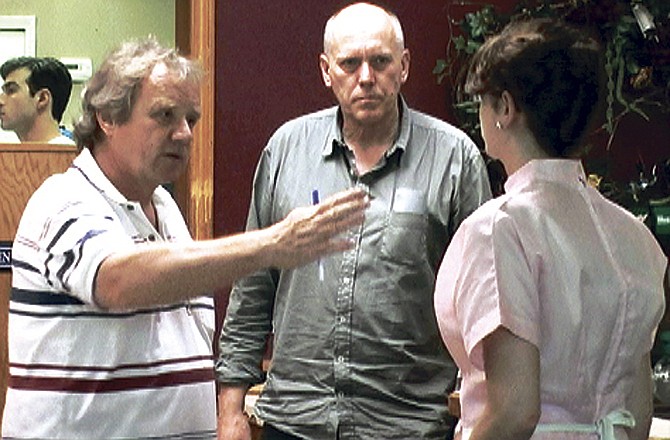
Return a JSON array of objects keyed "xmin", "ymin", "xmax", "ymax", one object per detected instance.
[
  {"xmin": 2, "ymin": 38, "xmax": 367, "ymax": 439},
  {"xmin": 216, "ymin": 3, "xmax": 491, "ymax": 439}
]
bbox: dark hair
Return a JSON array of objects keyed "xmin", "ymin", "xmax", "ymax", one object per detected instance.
[
  {"xmin": 74, "ymin": 37, "xmax": 202, "ymax": 149},
  {"xmin": 0, "ymin": 57, "xmax": 73, "ymax": 123},
  {"xmin": 465, "ymin": 18, "xmax": 604, "ymax": 157}
]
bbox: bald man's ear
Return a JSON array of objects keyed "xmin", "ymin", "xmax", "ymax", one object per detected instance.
[
  {"xmin": 400, "ymin": 49, "xmax": 410, "ymax": 84},
  {"xmin": 319, "ymin": 54, "xmax": 333, "ymax": 88}
]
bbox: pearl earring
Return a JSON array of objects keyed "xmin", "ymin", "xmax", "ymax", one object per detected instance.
[{"xmin": 495, "ymin": 121, "xmax": 502, "ymax": 130}]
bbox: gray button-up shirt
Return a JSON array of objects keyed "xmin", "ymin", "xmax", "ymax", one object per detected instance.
[{"xmin": 216, "ymin": 98, "xmax": 491, "ymax": 439}]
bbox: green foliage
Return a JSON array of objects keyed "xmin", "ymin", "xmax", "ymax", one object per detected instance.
[{"xmin": 434, "ymin": 0, "xmax": 670, "ymax": 150}]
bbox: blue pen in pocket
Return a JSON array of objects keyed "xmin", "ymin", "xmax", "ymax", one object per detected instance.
[{"xmin": 311, "ymin": 189, "xmax": 325, "ymax": 281}]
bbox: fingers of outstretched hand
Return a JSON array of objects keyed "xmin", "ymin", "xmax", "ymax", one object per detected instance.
[
  {"xmin": 320, "ymin": 187, "xmax": 368, "ymax": 210},
  {"xmin": 273, "ymin": 188, "xmax": 368, "ymax": 269},
  {"xmin": 315, "ymin": 188, "xmax": 368, "ymax": 232},
  {"xmin": 291, "ymin": 236, "xmax": 356, "ymax": 266}
]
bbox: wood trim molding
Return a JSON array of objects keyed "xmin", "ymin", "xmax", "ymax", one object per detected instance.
[
  {"xmin": 175, "ymin": 0, "xmax": 215, "ymax": 240},
  {"xmin": 0, "ymin": 144, "xmax": 78, "ymax": 153}
]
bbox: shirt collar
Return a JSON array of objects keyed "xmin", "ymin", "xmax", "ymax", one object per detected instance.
[
  {"xmin": 72, "ymin": 148, "xmax": 168, "ymax": 208},
  {"xmin": 73, "ymin": 148, "xmax": 129, "ymax": 203},
  {"xmin": 322, "ymin": 95, "xmax": 411, "ymax": 159},
  {"xmin": 504, "ymin": 159, "xmax": 587, "ymax": 194}
]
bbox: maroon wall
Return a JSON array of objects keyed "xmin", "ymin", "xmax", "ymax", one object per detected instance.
[
  {"xmin": 213, "ymin": 0, "xmax": 489, "ymax": 239},
  {"xmin": 212, "ymin": 0, "xmax": 489, "ymax": 323},
  {"xmin": 213, "ymin": 1, "xmax": 669, "ymax": 315}
]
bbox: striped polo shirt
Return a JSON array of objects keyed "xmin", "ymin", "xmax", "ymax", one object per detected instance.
[{"xmin": 3, "ymin": 148, "xmax": 216, "ymax": 439}]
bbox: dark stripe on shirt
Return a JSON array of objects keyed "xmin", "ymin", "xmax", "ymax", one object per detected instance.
[
  {"xmin": 56, "ymin": 249, "xmax": 76, "ymax": 288},
  {"xmin": 10, "ymin": 354, "xmax": 214, "ymax": 373},
  {"xmin": 11, "ymin": 258, "xmax": 41, "ymax": 274},
  {"xmin": 54, "ymin": 228, "xmax": 106, "ymax": 288},
  {"xmin": 9, "ymin": 290, "xmax": 214, "ymax": 317},
  {"xmin": 11, "ymin": 287, "xmax": 84, "ymax": 305},
  {"xmin": 46, "ymin": 218, "xmax": 77, "ymax": 251},
  {"xmin": 8, "ymin": 367, "xmax": 215, "ymax": 393}
]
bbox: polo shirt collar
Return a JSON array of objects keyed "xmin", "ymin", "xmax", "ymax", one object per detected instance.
[
  {"xmin": 73, "ymin": 148, "xmax": 167, "ymax": 209},
  {"xmin": 73, "ymin": 148, "xmax": 130, "ymax": 203}
]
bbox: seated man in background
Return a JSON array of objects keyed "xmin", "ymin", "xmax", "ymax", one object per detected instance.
[
  {"xmin": 0, "ymin": 56, "xmax": 74, "ymax": 144},
  {"xmin": 2, "ymin": 38, "xmax": 367, "ymax": 439}
]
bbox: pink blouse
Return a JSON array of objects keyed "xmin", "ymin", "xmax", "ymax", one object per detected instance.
[{"xmin": 434, "ymin": 159, "xmax": 667, "ymax": 439}]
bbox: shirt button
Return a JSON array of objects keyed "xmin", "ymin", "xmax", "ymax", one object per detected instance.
[
  {"xmin": 337, "ymin": 355, "xmax": 344, "ymax": 363},
  {"xmin": 126, "ymin": 204, "xmax": 134, "ymax": 211},
  {"xmin": 339, "ymin": 316, "xmax": 346, "ymax": 324},
  {"xmin": 148, "ymin": 234, "xmax": 156, "ymax": 241}
]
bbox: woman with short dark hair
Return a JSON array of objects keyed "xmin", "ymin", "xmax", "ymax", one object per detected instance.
[{"xmin": 434, "ymin": 18, "xmax": 668, "ymax": 440}]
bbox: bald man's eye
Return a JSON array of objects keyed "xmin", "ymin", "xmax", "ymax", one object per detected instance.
[
  {"xmin": 370, "ymin": 55, "xmax": 392, "ymax": 70},
  {"xmin": 339, "ymin": 58, "xmax": 361, "ymax": 73}
]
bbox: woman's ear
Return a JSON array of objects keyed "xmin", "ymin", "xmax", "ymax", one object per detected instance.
[{"xmin": 498, "ymin": 90, "xmax": 519, "ymax": 129}]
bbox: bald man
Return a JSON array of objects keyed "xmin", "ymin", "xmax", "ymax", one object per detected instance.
[{"xmin": 216, "ymin": 3, "xmax": 491, "ymax": 439}]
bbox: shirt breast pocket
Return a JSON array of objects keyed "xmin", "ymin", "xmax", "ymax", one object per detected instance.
[
  {"xmin": 381, "ymin": 211, "xmax": 428, "ymax": 266},
  {"xmin": 380, "ymin": 188, "xmax": 428, "ymax": 265}
]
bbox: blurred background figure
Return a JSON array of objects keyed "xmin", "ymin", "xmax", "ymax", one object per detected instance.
[{"xmin": 0, "ymin": 56, "xmax": 74, "ymax": 144}]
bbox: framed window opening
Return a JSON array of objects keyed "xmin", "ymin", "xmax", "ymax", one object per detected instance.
[{"xmin": 0, "ymin": 15, "xmax": 36, "ymax": 62}]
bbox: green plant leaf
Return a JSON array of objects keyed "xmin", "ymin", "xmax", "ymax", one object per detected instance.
[
  {"xmin": 453, "ymin": 35, "xmax": 466, "ymax": 51},
  {"xmin": 433, "ymin": 59, "xmax": 447, "ymax": 75}
]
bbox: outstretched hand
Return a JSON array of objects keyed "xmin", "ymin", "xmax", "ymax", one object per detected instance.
[{"xmin": 267, "ymin": 187, "xmax": 368, "ymax": 269}]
